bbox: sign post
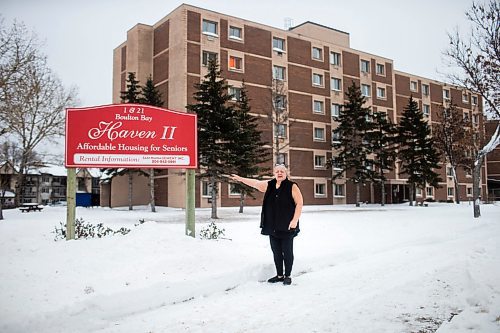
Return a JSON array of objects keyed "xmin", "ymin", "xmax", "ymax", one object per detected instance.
[
  {"xmin": 185, "ymin": 169, "xmax": 195, "ymax": 237},
  {"xmin": 66, "ymin": 168, "xmax": 76, "ymax": 240},
  {"xmin": 65, "ymin": 104, "xmax": 198, "ymax": 239}
]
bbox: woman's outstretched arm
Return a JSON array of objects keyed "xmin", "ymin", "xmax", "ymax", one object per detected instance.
[{"xmin": 230, "ymin": 174, "xmax": 268, "ymax": 193}]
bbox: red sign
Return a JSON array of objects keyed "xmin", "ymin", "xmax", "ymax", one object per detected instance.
[{"xmin": 65, "ymin": 104, "xmax": 197, "ymax": 168}]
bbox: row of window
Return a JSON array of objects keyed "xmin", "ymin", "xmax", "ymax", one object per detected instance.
[
  {"xmin": 201, "ymin": 181, "xmax": 345, "ymax": 198},
  {"xmin": 202, "ymin": 21, "xmax": 479, "ymax": 107},
  {"xmin": 201, "ymin": 19, "xmax": 386, "ymax": 74}
]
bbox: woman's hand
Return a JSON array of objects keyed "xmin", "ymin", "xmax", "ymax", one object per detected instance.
[{"xmin": 289, "ymin": 220, "xmax": 298, "ymax": 230}]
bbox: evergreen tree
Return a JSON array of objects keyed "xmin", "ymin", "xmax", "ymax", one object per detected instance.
[
  {"xmin": 398, "ymin": 96, "xmax": 442, "ymax": 206},
  {"xmin": 434, "ymin": 101, "xmax": 474, "ymax": 204},
  {"xmin": 186, "ymin": 58, "xmax": 236, "ymax": 219},
  {"xmin": 120, "ymin": 72, "xmax": 141, "ymax": 103},
  {"xmin": 139, "ymin": 75, "xmax": 163, "ymax": 106},
  {"xmin": 366, "ymin": 111, "xmax": 398, "ymax": 206},
  {"xmin": 139, "ymin": 75, "xmax": 164, "ymax": 213},
  {"xmin": 230, "ymin": 82, "xmax": 269, "ymax": 213},
  {"xmin": 329, "ymin": 81, "xmax": 377, "ymax": 207}
]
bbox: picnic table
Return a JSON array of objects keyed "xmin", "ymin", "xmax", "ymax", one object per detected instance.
[{"xmin": 19, "ymin": 203, "xmax": 44, "ymax": 213}]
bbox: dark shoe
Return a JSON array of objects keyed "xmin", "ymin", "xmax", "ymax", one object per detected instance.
[
  {"xmin": 283, "ymin": 276, "xmax": 292, "ymax": 285},
  {"xmin": 267, "ymin": 276, "xmax": 284, "ymax": 283}
]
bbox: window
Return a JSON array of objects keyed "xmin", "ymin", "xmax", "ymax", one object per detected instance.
[
  {"xmin": 229, "ymin": 183, "xmax": 241, "ymax": 195},
  {"xmin": 443, "ymin": 89, "xmax": 450, "ymax": 100},
  {"xmin": 332, "ymin": 131, "xmax": 341, "ymax": 143},
  {"xmin": 312, "ymin": 73, "xmax": 324, "ymax": 86},
  {"xmin": 331, "ymin": 77, "xmax": 341, "ymax": 91},
  {"xmin": 334, "ymin": 184, "xmax": 345, "ymax": 197},
  {"xmin": 466, "ymin": 168, "xmax": 472, "ymax": 177},
  {"xmin": 202, "ymin": 181, "xmax": 213, "ymax": 197},
  {"xmin": 422, "ymin": 84, "xmax": 430, "ymax": 96},
  {"xmin": 376, "ymin": 87, "xmax": 386, "ymax": 99},
  {"xmin": 202, "ymin": 20, "xmax": 218, "ymax": 36},
  {"xmin": 273, "ymin": 65, "xmax": 286, "ymax": 80},
  {"xmin": 423, "ymin": 104, "xmax": 430, "ymax": 117},
  {"xmin": 473, "ymin": 114, "xmax": 479, "ymax": 125},
  {"xmin": 277, "ymin": 153, "xmax": 288, "ymax": 165},
  {"xmin": 314, "ymin": 155, "xmax": 326, "ymax": 168},
  {"xmin": 462, "ymin": 93, "xmax": 469, "ymax": 103},
  {"xmin": 331, "ymin": 158, "xmax": 342, "ymax": 170},
  {"xmin": 314, "ymin": 127, "xmax": 325, "ymax": 141},
  {"xmin": 229, "ymin": 26, "xmax": 242, "ymax": 39},
  {"xmin": 361, "ymin": 60, "xmax": 370, "ymax": 73},
  {"xmin": 446, "ymin": 167, "xmax": 453, "ymax": 177},
  {"xmin": 376, "ymin": 63, "xmax": 385, "ymax": 75},
  {"xmin": 330, "ymin": 52, "xmax": 341, "ymax": 66},
  {"xmin": 410, "ymin": 81, "xmax": 418, "ymax": 92},
  {"xmin": 331, "ymin": 103, "xmax": 341, "ymax": 118},
  {"xmin": 466, "ymin": 187, "xmax": 472, "ymax": 197},
  {"xmin": 315, "ymin": 183, "xmax": 326, "ymax": 197},
  {"xmin": 312, "ymin": 47, "xmax": 323, "ymax": 60},
  {"xmin": 463, "ymin": 112, "xmax": 470, "ymax": 122},
  {"xmin": 472, "ymin": 96, "xmax": 478, "ymax": 105},
  {"xmin": 273, "ymin": 37, "xmax": 286, "ymax": 52},
  {"xmin": 447, "ymin": 187, "xmax": 454, "ymax": 197},
  {"xmin": 229, "ymin": 87, "xmax": 241, "ymax": 101},
  {"xmin": 276, "ymin": 124, "xmax": 287, "ymax": 138},
  {"xmin": 313, "ymin": 100, "xmax": 325, "ymax": 114},
  {"xmin": 416, "ymin": 188, "xmax": 422, "ymax": 197},
  {"xmin": 202, "ymin": 51, "xmax": 218, "ymax": 66},
  {"xmin": 361, "ymin": 84, "xmax": 371, "ymax": 97},
  {"xmin": 274, "ymin": 95, "xmax": 286, "ymax": 110},
  {"xmin": 426, "ymin": 187, "xmax": 434, "ymax": 197},
  {"xmin": 229, "ymin": 56, "xmax": 242, "ymax": 70}
]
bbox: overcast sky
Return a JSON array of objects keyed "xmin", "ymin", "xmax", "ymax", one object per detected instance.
[{"xmin": 3, "ymin": 0, "xmax": 473, "ymax": 108}]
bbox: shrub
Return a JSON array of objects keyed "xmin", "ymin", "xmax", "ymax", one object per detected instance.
[
  {"xmin": 199, "ymin": 220, "xmax": 226, "ymax": 240},
  {"xmin": 54, "ymin": 218, "xmax": 130, "ymax": 241}
]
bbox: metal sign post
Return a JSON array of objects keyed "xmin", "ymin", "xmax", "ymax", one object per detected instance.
[
  {"xmin": 185, "ymin": 169, "xmax": 195, "ymax": 237},
  {"xmin": 66, "ymin": 168, "xmax": 76, "ymax": 240}
]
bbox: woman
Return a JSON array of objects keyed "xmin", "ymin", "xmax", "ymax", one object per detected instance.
[{"xmin": 231, "ymin": 164, "xmax": 303, "ymax": 285}]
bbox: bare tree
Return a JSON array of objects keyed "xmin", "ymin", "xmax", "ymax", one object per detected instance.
[
  {"xmin": 0, "ymin": 19, "xmax": 78, "ymax": 205},
  {"xmin": 434, "ymin": 101, "xmax": 475, "ymax": 204},
  {"xmin": 443, "ymin": 0, "xmax": 500, "ymax": 217},
  {"xmin": 267, "ymin": 78, "xmax": 291, "ymax": 164}
]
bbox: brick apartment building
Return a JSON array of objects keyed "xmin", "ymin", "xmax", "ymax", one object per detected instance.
[{"xmin": 108, "ymin": 3, "xmax": 488, "ymax": 208}]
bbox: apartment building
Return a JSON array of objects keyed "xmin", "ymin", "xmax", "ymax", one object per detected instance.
[
  {"xmin": 111, "ymin": 4, "xmax": 486, "ymax": 207},
  {"xmin": 0, "ymin": 163, "xmax": 101, "ymax": 206}
]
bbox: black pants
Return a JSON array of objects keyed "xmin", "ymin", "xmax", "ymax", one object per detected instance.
[{"xmin": 269, "ymin": 235, "xmax": 294, "ymax": 277}]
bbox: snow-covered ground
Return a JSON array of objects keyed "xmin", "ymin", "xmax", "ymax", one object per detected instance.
[{"xmin": 0, "ymin": 202, "xmax": 499, "ymax": 333}]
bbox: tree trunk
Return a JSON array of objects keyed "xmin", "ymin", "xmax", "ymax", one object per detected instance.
[
  {"xmin": 210, "ymin": 177, "xmax": 218, "ymax": 219},
  {"xmin": 150, "ymin": 168, "xmax": 156, "ymax": 212},
  {"xmin": 381, "ymin": 178, "xmax": 386, "ymax": 206},
  {"xmin": 128, "ymin": 170, "xmax": 133, "ymax": 211},
  {"xmin": 472, "ymin": 154, "xmax": 484, "ymax": 218},
  {"xmin": 108, "ymin": 178, "xmax": 112, "ymax": 208},
  {"xmin": 239, "ymin": 191, "xmax": 244, "ymax": 213},
  {"xmin": 408, "ymin": 183, "xmax": 414, "ymax": 206},
  {"xmin": 452, "ymin": 166, "xmax": 460, "ymax": 204},
  {"xmin": 355, "ymin": 182, "xmax": 360, "ymax": 207},
  {"xmin": 15, "ymin": 160, "xmax": 28, "ymax": 207},
  {"xmin": 0, "ymin": 189, "xmax": 4, "ymax": 220}
]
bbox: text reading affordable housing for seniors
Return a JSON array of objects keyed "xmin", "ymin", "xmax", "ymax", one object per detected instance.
[{"xmin": 65, "ymin": 104, "xmax": 197, "ymax": 168}]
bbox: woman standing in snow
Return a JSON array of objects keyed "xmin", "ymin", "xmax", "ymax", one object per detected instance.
[{"xmin": 231, "ymin": 164, "xmax": 303, "ymax": 285}]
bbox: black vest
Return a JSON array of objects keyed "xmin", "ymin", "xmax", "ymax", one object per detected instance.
[{"xmin": 260, "ymin": 178, "xmax": 299, "ymax": 237}]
